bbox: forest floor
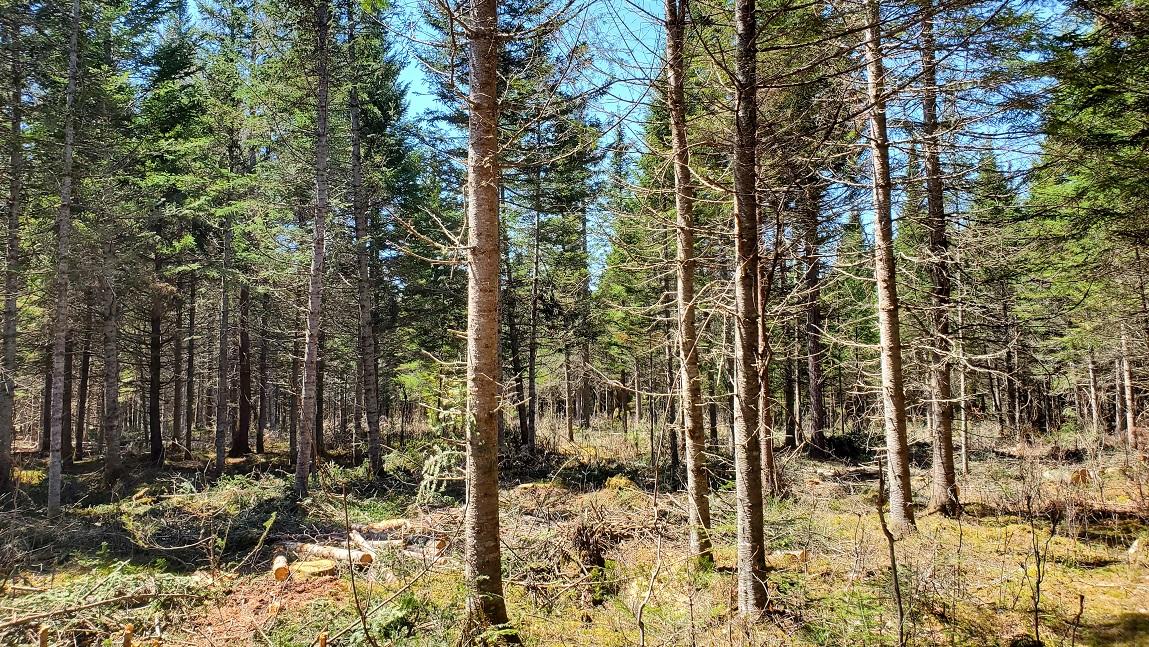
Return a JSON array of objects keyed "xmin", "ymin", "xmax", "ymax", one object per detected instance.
[{"xmin": 1, "ymin": 422, "xmax": 1148, "ymax": 646}]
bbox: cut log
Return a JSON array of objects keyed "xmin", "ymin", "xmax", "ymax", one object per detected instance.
[
  {"xmin": 282, "ymin": 542, "xmax": 372, "ymax": 565},
  {"xmin": 292, "ymin": 559, "xmax": 337, "ymax": 578},
  {"xmin": 353, "ymin": 518, "xmax": 429, "ymax": 539},
  {"xmin": 272, "ymin": 554, "xmax": 289, "ymax": 581},
  {"xmin": 347, "ymin": 531, "xmax": 377, "ymax": 557},
  {"xmin": 363, "ymin": 538, "xmax": 405, "ymax": 551}
]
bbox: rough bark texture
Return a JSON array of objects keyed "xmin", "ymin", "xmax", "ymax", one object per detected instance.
[
  {"xmin": 48, "ymin": 0, "xmax": 82, "ymax": 516},
  {"xmin": 149, "ymin": 254, "xmax": 165, "ymax": 465},
  {"xmin": 231, "ymin": 284, "xmax": 252, "ymax": 456},
  {"xmin": 101, "ymin": 272, "xmax": 122, "ymax": 484},
  {"xmin": 214, "ymin": 217, "xmax": 231, "ymax": 477},
  {"xmin": 920, "ymin": 3, "xmax": 958, "ymax": 516},
  {"xmin": 0, "ymin": 8, "xmax": 24, "ymax": 493},
  {"xmin": 172, "ymin": 287, "xmax": 184, "ymax": 452},
  {"xmin": 294, "ymin": 0, "xmax": 331, "ymax": 498},
  {"xmin": 733, "ymin": 0, "xmax": 768, "ymax": 613},
  {"xmin": 348, "ymin": 5, "xmax": 382, "ymax": 473},
  {"xmin": 665, "ymin": 0, "xmax": 713, "ymax": 562},
  {"xmin": 758, "ymin": 259, "xmax": 777, "ymax": 498},
  {"xmin": 865, "ymin": 0, "xmax": 916, "ymax": 533},
  {"xmin": 184, "ymin": 275, "xmax": 196, "ymax": 458},
  {"xmin": 75, "ymin": 326, "xmax": 91, "ymax": 459},
  {"xmin": 1122, "ymin": 331, "xmax": 1137, "ymax": 451},
  {"xmin": 256, "ymin": 297, "xmax": 269, "ymax": 454},
  {"xmin": 463, "ymin": 0, "xmax": 512, "ymax": 633}
]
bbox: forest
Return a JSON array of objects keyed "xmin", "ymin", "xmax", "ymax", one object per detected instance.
[{"xmin": 0, "ymin": 0, "xmax": 1147, "ymax": 644}]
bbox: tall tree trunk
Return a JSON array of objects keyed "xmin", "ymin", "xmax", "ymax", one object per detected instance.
[
  {"xmin": 1087, "ymin": 351, "xmax": 1101, "ymax": 437},
  {"xmin": 184, "ymin": 274, "xmax": 196, "ymax": 458},
  {"xmin": 0, "ymin": 6, "xmax": 24, "ymax": 493},
  {"xmin": 348, "ymin": 5, "xmax": 382, "ymax": 473},
  {"xmin": 732, "ymin": 0, "xmax": 767, "ymax": 613},
  {"xmin": 1122, "ymin": 330, "xmax": 1137, "ymax": 452},
  {"xmin": 256, "ymin": 295, "xmax": 269, "ymax": 454},
  {"xmin": 62, "ymin": 333, "xmax": 73, "ymax": 466},
  {"xmin": 864, "ymin": 0, "xmax": 915, "ymax": 533},
  {"xmin": 172, "ymin": 283, "xmax": 184, "ymax": 452},
  {"xmin": 294, "ymin": 0, "xmax": 331, "ymax": 497},
  {"xmin": 462, "ymin": 0, "xmax": 511, "ymax": 633},
  {"xmin": 920, "ymin": 1, "xmax": 958, "ymax": 516},
  {"xmin": 101, "ymin": 268, "xmax": 122, "ymax": 484},
  {"xmin": 664, "ymin": 0, "xmax": 712, "ymax": 563},
  {"xmin": 47, "ymin": 0, "xmax": 82, "ymax": 516},
  {"xmin": 75, "ymin": 325, "xmax": 91, "ymax": 460},
  {"xmin": 290, "ymin": 307, "xmax": 301, "ymax": 462},
  {"xmin": 231, "ymin": 284, "xmax": 252, "ymax": 456},
  {"xmin": 758, "ymin": 249, "xmax": 777, "ymax": 498},
  {"xmin": 315, "ymin": 329, "xmax": 326, "ymax": 457},
  {"xmin": 527, "ymin": 175, "xmax": 541, "ymax": 450},
  {"xmin": 214, "ymin": 217, "xmax": 232, "ymax": 477},
  {"xmin": 149, "ymin": 253, "xmax": 165, "ymax": 466}
]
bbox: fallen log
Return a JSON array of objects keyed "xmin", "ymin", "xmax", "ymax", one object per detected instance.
[
  {"xmin": 272, "ymin": 554, "xmax": 290, "ymax": 581},
  {"xmin": 282, "ymin": 542, "xmax": 373, "ymax": 566}
]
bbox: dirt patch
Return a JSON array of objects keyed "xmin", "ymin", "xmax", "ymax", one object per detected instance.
[{"xmin": 180, "ymin": 575, "xmax": 347, "ymax": 645}]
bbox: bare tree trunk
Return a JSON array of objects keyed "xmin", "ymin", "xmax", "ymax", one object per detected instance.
[
  {"xmin": 184, "ymin": 274, "xmax": 196, "ymax": 458},
  {"xmin": 920, "ymin": 2, "xmax": 958, "ymax": 516},
  {"xmin": 864, "ymin": 0, "xmax": 915, "ymax": 533},
  {"xmin": 1122, "ymin": 330, "xmax": 1137, "ymax": 452},
  {"xmin": 172, "ymin": 282, "xmax": 184, "ymax": 453},
  {"xmin": 256, "ymin": 295, "xmax": 269, "ymax": 454},
  {"xmin": 231, "ymin": 284, "xmax": 252, "ymax": 456},
  {"xmin": 1087, "ymin": 352, "xmax": 1100, "ymax": 437},
  {"xmin": 758, "ymin": 232, "xmax": 777, "ymax": 497},
  {"xmin": 101, "ymin": 241, "xmax": 122, "ymax": 483},
  {"xmin": 664, "ymin": 0, "xmax": 712, "ymax": 563},
  {"xmin": 294, "ymin": 0, "xmax": 331, "ymax": 497},
  {"xmin": 348, "ymin": 4, "xmax": 381, "ymax": 473},
  {"xmin": 75, "ymin": 324, "xmax": 91, "ymax": 460},
  {"xmin": 62, "ymin": 333, "xmax": 73, "ymax": 466},
  {"xmin": 47, "ymin": 0, "xmax": 82, "ymax": 516},
  {"xmin": 733, "ymin": 0, "xmax": 767, "ymax": 613},
  {"xmin": 462, "ymin": 0, "xmax": 511, "ymax": 633},
  {"xmin": 0, "ymin": 7, "xmax": 24, "ymax": 493},
  {"xmin": 214, "ymin": 218, "xmax": 232, "ymax": 477},
  {"xmin": 149, "ymin": 253, "xmax": 165, "ymax": 466}
]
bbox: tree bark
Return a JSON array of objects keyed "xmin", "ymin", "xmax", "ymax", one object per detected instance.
[
  {"xmin": 149, "ymin": 253, "xmax": 165, "ymax": 466},
  {"xmin": 920, "ymin": 1, "xmax": 958, "ymax": 516},
  {"xmin": 864, "ymin": 0, "xmax": 915, "ymax": 533},
  {"xmin": 47, "ymin": 0, "xmax": 82, "ymax": 516},
  {"xmin": 184, "ymin": 274, "xmax": 196, "ymax": 458},
  {"xmin": 101, "ymin": 245, "xmax": 122, "ymax": 484},
  {"xmin": 172, "ymin": 282, "xmax": 184, "ymax": 453},
  {"xmin": 732, "ymin": 0, "xmax": 767, "ymax": 613},
  {"xmin": 462, "ymin": 0, "xmax": 512, "ymax": 633},
  {"xmin": 1122, "ymin": 330, "xmax": 1137, "ymax": 452},
  {"xmin": 231, "ymin": 283, "xmax": 252, "ymax": 456},
  {"xmin": 294, "ymin": 0, "xmax": 331, "ymax": 497},
  {"xmin": 256, "ymin": 295, "xmax": 269, "ymax": 454},
  {"xmin": 348, "ymin": 4, "xmax": 382, "ymax": 473},
  {"xmin": 664, "ymin": 0, "xmax": 713, "ymax": 563},
  {"xmin": 0, "ymin": 7, "xmax": 24, "ymax": 493},
  {"xmin": 75, "ymin": 325, "xmax": 91, "ymax": 460}
]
